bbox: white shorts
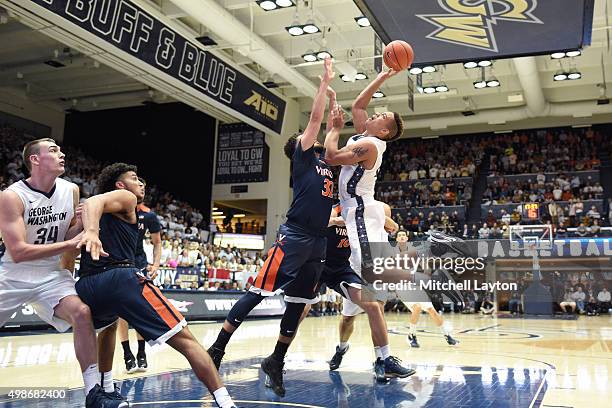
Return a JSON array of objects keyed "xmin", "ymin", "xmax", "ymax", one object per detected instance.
[
  {"xmin": 0, "ymin": 270, "xmax": 77, "ymax": 332},
  {"xmin": 404, "ymin": 301, "xmax": 435, "ymax": 310},
  {"xmin": 341, "ymin": 284, "xmax": 390, "ymax": 317}
]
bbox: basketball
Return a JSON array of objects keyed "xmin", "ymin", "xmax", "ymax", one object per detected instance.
[{"xmin": 383, "ymin": 40, "xmax": 414, "ymax": 72}]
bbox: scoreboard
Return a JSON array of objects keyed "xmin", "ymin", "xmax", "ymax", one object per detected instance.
[{"xmin": 523, "ymin": 203, "xmax": 541, "ymax": 221}]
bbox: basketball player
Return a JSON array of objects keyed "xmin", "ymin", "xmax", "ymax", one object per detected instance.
[
  {"xmin": 116, "ymin": 177, "xmax": 162, "ymax": 373},
  {"xmin": 206, "ymin": 58, "xmax": 336, "ymax": 398},
  {"xmin": 324, "ymin": 71, "xmax": 415, "ymax": 379},
  {"xmin": 395, "ymin": 230, "xmax": 459, "ymax": 347},
  {"xmin": 75, "ymin": 163, "xmax": 237, "ymax": 408},
  {"xmin": 0, "ymin": 138, "xmax": 125, "ymax": 407}
]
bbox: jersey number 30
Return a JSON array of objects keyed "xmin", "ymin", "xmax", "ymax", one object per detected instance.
[
  {"xmin": 34, "ymin": 226, "xmax": 59, "ymax": 244},
  {"xmin": 321, "ymin": 179, "xmax": 334, "ymax": 198}
]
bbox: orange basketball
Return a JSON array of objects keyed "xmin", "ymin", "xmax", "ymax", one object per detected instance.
[{"xmin": 383, "ymin": 40, "xmax": 414, "ymax": 72}]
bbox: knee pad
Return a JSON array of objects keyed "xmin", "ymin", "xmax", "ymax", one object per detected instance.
[
  {"xmin": 280, "ymin": 302, "xmax": 305, "ymax": 337},
  {"xmin": 226, "ymin": 291, "xmax": 263, "ymax": 328}
]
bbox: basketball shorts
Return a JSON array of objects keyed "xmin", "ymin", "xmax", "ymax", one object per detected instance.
[
  {"xmin": 318, "ymin": 263, "xmax": 364, "ymax": 300},
  {"xmin": 76, "ymin": 268, "xmax": 186, "ymax": 346},
  {"xmin": 250, "ymin": 222, "xmax": 326, "ymax": 304},
  {"xmin": 0, "ymin": 269, "xmax": 77, "ymax": 332}
]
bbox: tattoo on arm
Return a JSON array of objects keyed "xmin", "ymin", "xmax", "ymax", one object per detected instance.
[{"xmin": 351, "ymin": 146, "xmax": 369, "ymax": 158}]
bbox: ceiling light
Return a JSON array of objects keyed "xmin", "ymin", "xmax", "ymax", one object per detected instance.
[
  {"xmin": 422, "ymin": 66, "xmax": 437, "ymax": 73},
  {"xmin": 355, "ymin": 72, "xmax": 368, "ymax": 80},
  {"xmin": 275, "ymin": 0, "xmax": 294, "ymax": 7},
  {"xmin": 258, "ymin": 1, "xmax": 277, "ymax": 10},
  {"xmin": 478, "ymin": 60, "xmax": 492, "ymax": 67},
  {"xmin": 234, "ymin": 214, "xmax": 246, "ymax": 218},
  {"xmin": 473, "ymin": 80, "xmax": 487, "ymax": 89},
  {"xmin": 316, "ymin": 50, "xmax": 332, "ymax": 60},
  {"xmin": 409, "ymin": 67, "xmax": 423, "ymax": 75},
  {"xmin": 340, "ymin": 74, "xmax": 352, "ymax": 82},
  {"xmin": 302, "ymin": 51, "xmax": 317, "ymax": 62},
  {"xmin": 553, "ymin": 73, "xmax": 568, "ymax": 81},
  {"xmin": 464, "ymin": 61, "xmax": 478, "ymax": 69},
  {"xmin": 550, "ymin": 52, "xmax": 565, "ymax": 59},
  {"xmin": 423, "ymin": 87, "xmax": 436, "ymax": 94},
  {"xmin": 566, "ymin": 50, "xmax": 581, "ymax": 57},
  {"xmin": 212, "ymin": 211, "xmax": 224, "ymax": 216},
  {"xmin": 286, "ymin": 24, "xmax": 304, "ymax": 36},
  {"xmin": 302, "ymin": 20, "xmax": 320, "ymax": 34},
  {"xmin": 355, "ymin": 16, "xmax": 370, "ymax": 27},
  {"xmin": 212, "ymin": 207, "xmax": 218, "ymax": 210},
  {"xmin": 568, "ymin": 72, "xmax": 582, "ymax": 80},
  {"xmin": 372, "ymin": 91, "xmax": 385, "ymax": 98},
  {"xmin": 435, "ymin": 85, "xmax": 449, "ymax": 92},
  {"xmin": 486, "ymin": 79, "xmax": 500, "ymax": 87}
]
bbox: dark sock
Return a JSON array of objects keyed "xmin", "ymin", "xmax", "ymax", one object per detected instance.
[
  {"xmin": 212, "ymin": 328, "xmax": 233, "ymax": 352},
  {"xmin": 121, "ymin": 341, "xmax": 133, "ymax": 360},
  {"xmin": 137, "ymin": 340, "xmax": 146, "ymax": 356},
  {"xmin": 271, "ymin": 341, "xmax": 289, "ymax": 362}
]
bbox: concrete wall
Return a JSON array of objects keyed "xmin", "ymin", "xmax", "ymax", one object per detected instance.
[{"xmin": 0, "ymin": 87, "xmax": 65, "ymax": 140}]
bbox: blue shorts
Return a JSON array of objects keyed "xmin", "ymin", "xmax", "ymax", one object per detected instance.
[
  {"xmin": 318, "ymin": 263, "xmax": 364, "ymax": 300},
  {"xmin": 252, "ymin": 223, "xmax": 326, "ymax": 303},
  {"xmin": 76, "ymin": 268, "xmax": 186, "ymax": 345}
]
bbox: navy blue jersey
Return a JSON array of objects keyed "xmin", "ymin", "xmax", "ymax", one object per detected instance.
[
  {"xmin": 285, "ymin": 141, "xmax": 334, "ymax": 236},
  {"xmin": 79, "ymin": 212, "xmax": 139, "ymax": 276},
  {"xmin": 135, "ymin": 209, "xmax": 161, "ymax": 269},
  {"xmin": 325, "ymin": 206, "xmax": 351, "ymax": 268}
]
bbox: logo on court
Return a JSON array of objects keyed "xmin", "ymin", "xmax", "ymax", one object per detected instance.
[{"xmin": 417, "ymin": 0, "xmax": 542, "ymax": 52}]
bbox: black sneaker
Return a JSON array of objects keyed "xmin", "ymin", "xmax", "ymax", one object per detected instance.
[
  {"xmin": 408, "ymin": 334, "xmax": 420, "ymax": 348},
  {"xmin": 261, "ymin": 355, "xmax": 286, "ymax": 397},
  {"xmin": 373, "ymin": 358, "xmax": 388, "ymax": 383},
  {"xmin": 445, "ymin": 335, "xmax": 459, "ymax": 345},
  {"xmin": 86, "ymin": 385, "xmax": 129, "ymax": 408},
  {"xmin": 426, "ymin": 230, "xmax": 475, "ymax": 259},
  {"xmin": 384, "ymin": 356, "xmax": 416, "ymax": 379},
  {"xmin": 136, "ymin": 354, "xmax": 148, "ymax": 372},
  {"xmin": 329, "ymin": 344, "xmax": 349, "ymax": 371},
  {"xmin": 207, "ymin": 346, "xmax": 225, "ymax": 371},
  {"xmin": 124, "ymin": 356, "xmax": 137, "ymax": 374},
  {"xmin": 105, "ymin": 384, "xmax": 130, "ymax": 406}
]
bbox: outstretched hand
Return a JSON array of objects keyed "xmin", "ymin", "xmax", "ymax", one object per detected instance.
[
  {"xmin": 322, "ymin": 57, "xmax": 335, "ymax": 83},
  {"xmin": 330, "ymin": 104, "xmax": 345, "ymax": 130},
  {"xmin": 378, "ymin": 68, "xmax": 399, "ymax": 80}
]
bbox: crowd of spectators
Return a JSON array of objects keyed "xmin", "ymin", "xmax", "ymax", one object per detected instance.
[{"xmin": 376, "ymin": 179, "xmax": 472, "ymax": 208}]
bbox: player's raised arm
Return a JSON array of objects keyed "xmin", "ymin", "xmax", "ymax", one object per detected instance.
[
  {"xmin": 351, "ymin": 70, "xmax": 397, "ymax": 134},
  {"xmin": 300, "ymin": 58, "xmax": 335, "ymax": 152},
  {"xmin": 78, "ymin": 190, "xmax": 137, "ymax": 260},
  {"xmin": 0, "ymin": 190, "xmax": 81, "ymax": 263},
  {"xmin": 324, "ymin": 105, "xmax": 377, "ymax": 167}
]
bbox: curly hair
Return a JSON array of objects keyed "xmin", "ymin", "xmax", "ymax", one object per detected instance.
[
  {"xmin": 96, "ymin": 163, "xmax": 137, "ymax": 194},
  {"xmin": 283, "ymin": 134, "xmax": 299, "ymax": 160}
]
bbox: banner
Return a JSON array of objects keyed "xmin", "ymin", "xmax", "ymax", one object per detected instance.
[
  {"xmin": 2, "ymin": 291, "xmax": 286, "ymax": 329},
  {"xmin": 26, "ymin": 0, "xmax": 286, "ymax": 133},
  {"xmin": 215, "ymin": 123, "xmax": 269, "ymax": 184},
  {"xmin": 355, "ymin": 0, "xmax": 594, "ymax": 65}
]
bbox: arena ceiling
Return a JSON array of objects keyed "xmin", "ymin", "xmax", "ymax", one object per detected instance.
[{"xmin": 1, "ymin": 0, "xmax": 612, "ymax": 137}]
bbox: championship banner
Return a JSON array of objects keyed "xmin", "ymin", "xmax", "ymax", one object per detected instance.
[
  {"xmin": 215, "ymin": 123, "xmax": 270, "ymax": 184},
  {"xmin": 354, "ymin": 0, "xmax": 594, "ymax": 65},
  {"xmin": 23, "ymin": 0, "xmax": 286, "ymax": 133},
  {"xmin": 2, "ymin": 291, "xmax": 286, "ymax": 329}
]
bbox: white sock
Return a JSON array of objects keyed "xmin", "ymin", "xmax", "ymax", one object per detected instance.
[
  {"xmin": 102, "ymin": 371, "xmax": 114, "ymax": 393},
  {"xmin": 374, "ymin": 346, "xmax": 382, "ymax": 360},
  {"xmin": 82, "ymin": 364, "xmax": 99, "ymax": 395},
  {"xmin": 339, "ymin": 341, "xmax": 349, "ymax": 351},
  {"xmin": 440, "ymin": 324, "xmax": 450, "ymax": 336},
  {"xmin": 409, "ymin": 323, "xmax": 417, "ymax": 335},
  {"xmin": 379, "ymin": 344, "xmax": 391, "ymax": 360},
  {"xmin": 212, "ymin": 387, "xmax": 235, "ymax": 408}
]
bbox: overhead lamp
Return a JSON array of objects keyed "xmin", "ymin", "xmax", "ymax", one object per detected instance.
[
  {"xmin": 478, "ymin": 60, "xmax": 492, "ymax": 67},
  {"xmin": 553, "ymin": 72, "xmax": 582, "ymax": 81},
  {"xmin": 302, "ymin": 51, "xmax": 317, "ymax": 62},
  {"xmin": 553, "ymin": 72, "xmax": 567, "ymax": 81},
  {"xmin": 316, "ymin": 50, "xmax": 332, "ymax": 60},
  {"xmin": 372, "ymin": 90, "xmax": 385, "ymax": 98},
  {"xmin": 302, "ymin": 19, "xmax": 320, "ymax": 34},
  {"xmin": 212, "ymin": 207, "xmax": 218, "ymax": 210},
  {"xmin": 423, "ymin": 87, "xmax": 436, "ymax": 94},
  {"xmin": 257, "ymin": 0, "xmax": 294, "ymax": 11},
  {"xmin": 463, "ymin": 61, "xmax": 478, "ymax": 69},
  {"xmin": 286, "ymin": 23, "xmax": 303, "ymax": 36},
  {"xmin": 435, "ymin": 85, "xmax": 449, "ymax": 92},
  {"xmin": 340, "ymin": 74, "xmax": 352, "ymax": 82},
  {"xmin": 486, "ymin": 79, "xmax": 500, "ymax": 87},
  {"xmin": 355, "ymin": 16, "xmax": 370, "ymax": 27},
  {"xmin": 567, "ymin": 71, "xmax": 582, "ymax": 80},
  {"xmin": 409, "ymin": 67, "xmax": 423, "ymax": 75},
  {"xmin": 473, "ymin": 80, "xmax": 487, "ymax": 89},
  {"xmin": 212, "ymin": 211, "xmax": 224, "ymax": 216},
  {"xmin": 422, "ymin": 66, "xmax": 437, "ymax": 73},
  {"xmin": 234, "ymin": 214, "xmax": 246, "ymax": 218},
  {"xmin": 551, "ymin": 50, "xmax": 581, "ymax": 59},
  {"xmin": 355, "ymin": 72, "xmax": 368, "ymax": 80}
]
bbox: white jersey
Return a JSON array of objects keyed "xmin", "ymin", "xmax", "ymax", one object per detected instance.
[
  {"xmin": 338, "ymin": 134, "xmax": 386, "ymax": 205},
  {"xmin": 0, "ymin": 178, "xmax": 75, "ymax": 279}
]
